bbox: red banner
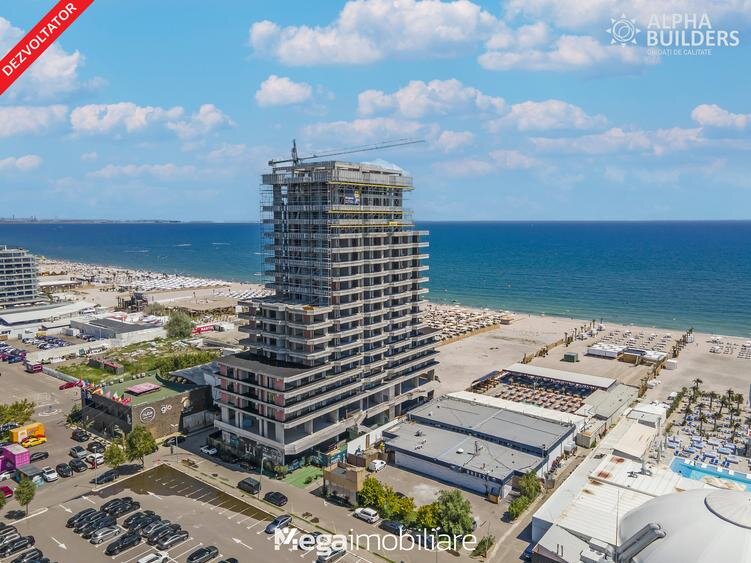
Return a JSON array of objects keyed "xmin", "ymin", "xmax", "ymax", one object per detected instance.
[{"xmin": 0, "ymin": 0, "xmax": 95, "ymax": 96}]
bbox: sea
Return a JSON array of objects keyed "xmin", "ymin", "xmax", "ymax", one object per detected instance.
[{"xmin": 1, "ymin": 221, "xmax": 749, "ymax": 337}]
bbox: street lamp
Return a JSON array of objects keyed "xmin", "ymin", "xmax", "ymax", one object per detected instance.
[{"xmin": 431, "ymin": 527, "xmax": 440, "ymax": 563}]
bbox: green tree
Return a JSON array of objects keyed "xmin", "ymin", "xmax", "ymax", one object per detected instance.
[
  {"xmin": 413, "ymin": 502, "xmax": 439, "ymax": 531},
  {"xmin": 507, "ymin": 496, "xmax": 531, "ymax": 521},
  {"xmin": 358, "ymin": 476, "xmax": 388, "ymax": 509},
  {"xmin": 144, "ymin": 303, "xmax": 168, "ymax": 316},
  {"xmin": 0, "ymin": 399, "xmax": 36, "ymax": 427},
  {"xmin": 14, "ymin": 478, "xmax": 36, "ymax": 516},
  {"xmin": 66, "ymin": 403, "xmax": 82, "ymax": 426},
  {"xmin": 519, "ymin": 472, "xmax": 542, "ymax": 500},
  {"xmin": 125, "ymin": 426, "xmax": 157, "ymax": 467},
  {"xmin": 104, "ymin": 440, "xmax": 127, "ymax": 471},
  {"xmin": 165, "ymin": 311, "xmax": 193, "ymax": 338},
  {"xmin": 435, "ymin": 489, "xmax": 474, "ymax": 541}
]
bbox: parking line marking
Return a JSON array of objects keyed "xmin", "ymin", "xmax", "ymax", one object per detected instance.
[
  {"xmin": 209, "ymin": 499, "xmax": 232, "ymax": 511},
  {"xmin": 200, "ymin": 494, "xmax": 220, "ymax": 506},
  {"xmin": 170, "ymin": 541, "xmax": 201, "ymax": 559},
  {"xmin": 228, "ymin": 506, "xmax": 253, "ymax": 520},
  {"xmin": 247, "ymin": 518, "xmax": 264, "ymax": 530},
  {"xmin": 192, "ymin": 491, "xmax": 210, "ymax": 501},
  {"xmin": 120, "ymin": 547, "xmax": 154, "ymax": 563}
]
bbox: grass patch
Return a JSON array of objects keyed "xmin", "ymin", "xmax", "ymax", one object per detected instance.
[{"xmin": 283, "ymin": 465, "xmax": 323, "ymax": 488}]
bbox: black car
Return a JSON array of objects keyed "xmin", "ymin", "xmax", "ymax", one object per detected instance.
[
  {"xmin": 129, "ymin": 514, "xmax": 160, "ymax": 533},
  {"xmin": 156, "ymin": 529, "xmax": 189, "ymax": 551},
  {"xmin": 140, "ymin": 519, "xmax": 168, "ymax": 538},
  {"xmin": 0, "ymin": 536, "xmax": 35, "ymax": 558},
  {"xmin": 162, "ymin": 435, "xmax": 186, "ymax": 447},
  {"xmin": 10, "ymin": 548, "xmax": 43, "ymax": 563},
  {"xmin": 109, "ymin": 500, "xmax": 140, "ymax": 518},
  {"xmin": 237, "ymin": 477, "xmax": 261, "ymax": 495},
  {"xmin": 55, "ymin": 463, "xmax": 72, "ymax": 478},
  {"xmin": 74, "ymin": 512, "xmax": 108, "ymax": 533},
  {"xmin": 187, "ymin": 545, "xmax": 219, "ymax": 563},
  {"xmin": 265, "ymin": 514, "xmax": 292, "ymax": 534},
  {"xmin": 92, "ymin": 470, "xmax": 119, "ymax": 485},
  {"xmin": 81, "ymin": 517, "xmax": 116, "ymax": 539},
  {"xmin": 28, "ymin": 451, "xmax": 48, "ymax": 463},
  {"xmin": 71, "ymin": 429, "xmax": 90, "ymax": 442},
  {"xmin": 264, "ymin": 491, "xmax": 288, "ymax": 507},
  {"xmin": 105, "ymin": 531, "xmax": 141, "ymax": 556},
  {"xmin": 123, "ymin": 510, "xmax": 156, "ymax": 529},
  {"xmin": 102, "ymin": 497, "xmax": 132, "ymax": 513},
  {"xmin": 87, "ymin": 441, "xmax": 106, "ymax": 453},
  {"xmin": 69, "ymin": 458, "xmax": 87, "ymax": 472},
  {"xmin": 380, "ymin": 520, "xmax": 406, "ymax": 535},
  {"xmin": 66, "ymin": 508, "xmax": 96, "ymax": 528},
  {"xmin": 218, "ymin": 559, "xmax": 239, "ymax": 563},
  {"xmin": 148, "ymin": 524, "xmax": 181, "ymax": 545}
]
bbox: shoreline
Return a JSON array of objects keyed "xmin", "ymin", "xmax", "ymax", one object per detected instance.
[{"xmin": 40, "ymin": 255, "xmax": 748, "ymax": 339}]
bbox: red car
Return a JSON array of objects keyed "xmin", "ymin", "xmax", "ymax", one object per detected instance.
[
  {"xmin": 0, "ymin": 485, "xmax": 12, "ymax": 498},
  {"xmin": 59, "ymin": 380, "xmax": 84, "ymax": 390}
]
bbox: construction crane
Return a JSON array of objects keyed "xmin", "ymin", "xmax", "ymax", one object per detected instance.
[{"xmin": 268, "ymin": 138, "xmax": 424, "ymax": 167}]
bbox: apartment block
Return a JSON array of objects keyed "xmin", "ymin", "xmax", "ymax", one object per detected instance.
[
  {"xmin": 215, "ymin": 160, "xmax": 439, "ymax": 466},
  {"xmin": 0, "ymin": 245, "xmax": 41, "ymax": 309}
]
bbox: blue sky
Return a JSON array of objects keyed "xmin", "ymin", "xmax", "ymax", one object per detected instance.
[{"xmin": 1, "ymin": 0, "xmax": 750, "ymax": 221}]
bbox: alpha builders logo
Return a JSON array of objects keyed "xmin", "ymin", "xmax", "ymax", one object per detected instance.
[{"xmin": 607, "ymin": 13, "xmax": 740, "ymax": 56}]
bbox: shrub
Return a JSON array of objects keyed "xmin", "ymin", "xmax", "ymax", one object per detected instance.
[{"xmin": 507, "ymin": 495, "xmax": 532, "ymax": 521}]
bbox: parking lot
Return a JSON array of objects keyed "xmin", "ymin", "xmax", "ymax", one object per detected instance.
[{"xmin": 10, "ymin": 464, "xmax": 378, "ymax": 563}]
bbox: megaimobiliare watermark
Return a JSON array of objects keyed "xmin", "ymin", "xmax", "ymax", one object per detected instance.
[
  {"xmin": 607, "ymin": 12, "xmax": 740, "ymax": 57},
  {"xmin": 274, "ymin": 527, "xmax": 480, "ymax": 555}
]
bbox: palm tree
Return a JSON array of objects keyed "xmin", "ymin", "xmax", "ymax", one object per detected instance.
[
  {"xmin": 698, "ymin": 414, "xmax": 708, "ymax": 435},
  {"xmin": 733, "ymin": 393, "xmax": 744, "ymax": 411},
  {"xmin": 729, "ymin": 407, "xmax": 740, "ymax": 427},
  {"xmin": 683, "ymin": 405, "xmax": 693, "ymax": 425},
  {"xmin": 717, "ymin": 396, "xmax": 728, "ymax": 417},
  {"xmin": 712, "ymin": 411, "xmax": 721, "ymax": 431},
  {"xmin": 731, "ymin": 422, "xmax": 741, "ymax": 442},
  {"xmin": 708, "ymin": 391, "xmax": 718, "ymax": 411},
  {"xmin": 693, "ymin": 378, "xmax": 703, "ymax": 392}
]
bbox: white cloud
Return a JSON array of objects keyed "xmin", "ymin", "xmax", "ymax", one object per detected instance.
[
  {"xmin": 531, "ymin": 126, "xmax": 703, "ymax": 155},
  {"xmin": 249, "ymin": 0, "xmax": 498, "ymax": 65},
  {"xmin": 301, "ymin": 117, "xmax": 435, "ymax": 143},
  {"xmin": 166, "ymin": 104, "xmax": 234, "ymax": 140},
  {"xmin": 0, "ymin": 17, "xmax": 99, "ymax": 99},
  {"xmin": 489, "ymin": 99, "xmax": 606, "ymax": 131},
  {"xmin": 206, "ymin": 143, "xmax": 250, "ymax": 161},
  {"xmin": 0, "ymin": 105, "xmax": 68, "ymax": 138},
  {"xmin": 435, "ymin": 149, "xmax": 539, "ymax": 176},
  {"xmin": 358, "ymin": 79, "xmax": 505, "ymax": 118},
  {"xmin": 691, "ymin": 104, "xmax": 750, "ymax": 129},
  {"xmin": 255, "ymin": 75, "xmax": 313, "ymax": 107},
  {"xmin": 71, "ymin": 103, "xmax": 184, "ymax": 134},
  {"xmin": 81, "ymin": 152, "xmax": 98, "ymax": 161},
  {"xmin": 362, "ymin": 158, "xmax": 406, "ymax": 172},
  {"xmin": 488, "ymin": 149, "xmax": 538, "ymax": 169},
  {"xmin": 0, "ymin": 155, "xmax": 42, "ymax": 172},
  {"xmin": 486, "ymin": 22, "xmax": 550, "ymax": 50},
  {"xmin": 88, "ymin": 163, "xmax": 198, "ymax": 180},
  {"xmin": 479, "ymin": 34, "xmax": 655, "ymax": 71},
  {"xmin": 435, "ymin": 130, "xmax": 474, "ymax": 152}
]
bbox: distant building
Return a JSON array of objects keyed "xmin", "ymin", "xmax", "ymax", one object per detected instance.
[
  {"xmin": 0, "ymin": 245, "xmax": 41, "ymax": 309},
  {"xmin": 70, "ymin": 317, "xmax": 166, "ymax": 344},
  {"xmin": 215, "ymin": 159, "xmax": 438, "ymax": 466}
]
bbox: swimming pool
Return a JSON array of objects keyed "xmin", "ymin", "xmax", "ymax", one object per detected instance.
[{"xmin": 670, "ymin": 457, "xmax": 751, "ymax": 491}]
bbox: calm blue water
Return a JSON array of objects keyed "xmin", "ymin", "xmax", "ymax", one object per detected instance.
[
  {"xmin": 670, "ymin": 457, "xmax": 751, "ymax": 491},
  {"xmin": 0, "ymin": 221, "xmax": 749, "ymax": 336}
]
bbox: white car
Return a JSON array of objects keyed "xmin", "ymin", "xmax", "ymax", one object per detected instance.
[
  {"xmin": 137, "ymin": 553, "xmax": 169, "ymax": 563},
  {"xmin": 86, "ymin": 453, "xmax": 105, "ymax": 467},
  {"xmin": 41, "ymin": 466, "xmax": 59, "ymax": 482},
  {"xmin": 368, "ymin": 460, "xmax": 386, "ymax": 472},
  {"xmin": 0, "ymin": 470, "xmax": 14, "ymax": 481},
  {"xmin": 200, "ymin": 445, "xmax": 218, "ymax": 456},
  {"xmin": 353, "ymin": 507, "xmax": 379, "ymax": 524}
]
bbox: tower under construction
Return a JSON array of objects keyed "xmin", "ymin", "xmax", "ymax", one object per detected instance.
[{"xmin": 215, "ymin": 157, "xmax": 438, "ymax": 466}]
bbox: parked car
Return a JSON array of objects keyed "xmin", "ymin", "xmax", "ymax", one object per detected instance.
[
  {"xmin": 0, "ymin": 469, "xmax": 14, "ymax": 481},
  {"xmin": 85, "ymin": 453, "xmax": 104, "ymax": 468},
  {"xmin": 87, "ymin": 441, "xmax": 106, "ymax": 454},
  {"xmin": 353, "ymin": 507, "xmax": 379, "ymax": 524},
  {"xmin": 0, "ymin": 485, "xmax": 12, "ymax": 498},
  {"xmin": 105, "ymin": 530, "xmax": 142, "ymax": 556},
  {"xmin": 55, "ymin": 463, "xmax": 72, "ymax": 478},
  {"xmin": 92, "ymin": 469, "xmax": 119, "ymax": 485},
  {"xmin": 40, "ymin": 466, "xmax": 58, "ymax": 482},
  {"xmin": 81, "ymin": 516, "xmax": 116, "ymax": 539},
  {"xmin": 10, "ymin": 547, "xmax": 44, "ymax": 563},
  {"xmin": 20, "ymin": 437, "xmax": 46, "ymax": 448},
  {"xmin": 89, "ymin": 525, "xmax": 122, "ymax": 545},
  {"xmin": 147, "ymin": 523, "xmax": 180, "ymax": 545},
  {"xmin": 69, "ymin": 458, "xmax": 87, "ymax": 472},
  {"xmin": 367, "ymin": 459, "xmax": 386, "ymax": 472},
  {"xmin": 123, "ymin": 510, "xmax": 156, "ymax": 529},
  {"xmin": 102, "ymin": 497, "xmax": 132, "ymax": 513},
  {"xmin": 109, "ymin": 499, "xmax": 140, "ymax": 518},
  {"xmin": 156, "ymin": 530, "xmax": 189, "ymax": 551},
  {"xmin": 66, "ymin": 508, "xmax": 96, "ymax": 528},
  {"xmin": 264, "ymin": 491, "xmax": 288, "ymax": 507},
  {"xmin": 0, "ymin": 536, "xmax": 35, "ymax": 558},
  {"xmin": 29, "ymin": 451, "xmax": 48, "ymax": 463},
  {"xmin": 71, "ymin": 429, "xmax": 90, "ymax": 442},
  {"xmin": 265, "ymin": 514, "xmax": 292, "ymax": 534},
  {"xmin": 130, "ymin": 514, "xmax": 160, "ymax": 533},
  {"xmin": 141, "ymin": 519, "xmax": 169, "ymax": 538},
  {"xmin": 380, "ymin": 520, "xmax": 406, "ymax": 535},
  {"xmin": 162, "ymin": 435, "xmax": 185, "ymax": 447},
  {"xmin": 74, "ymin": 512, "xmax": 109, "ymax": 533},
  {"xmin": 186, "ymin": 545, "xmax": 219, "ymax": 563},
  {"xmin": 0, "ymin": 422, "xmax": 18, "ymax": 433},
  {"xmin": 316, "ymin": 548, "xmax": 347, "ymax": 563},
  {"xmin": 522, "ymin": 545, "xmax": 534, "ymax": 561},
  {"xmin": 0, "ymin": 531, "xmax": 20, "ymax": 547},
  {"xmin": 237, "ymin": 477, "xmax": 261, "ymax": 495},
  {"xmin": 200, "ymin": 445, "xmax": 218, "ymax": 456},
  {"xmin": 69, "ymin": 446, "xmax": 87, "ymax": 459},
  {"xmin": 217, "ymin": 559, "xmax": 239, "ymax": 563},
  {"xmin": 411, "ymin": 531, "xmax": 436, "ymax": 549},
  {"xmin": 137, "ymin": 553, "xmax": 169, "ymax": 563}
]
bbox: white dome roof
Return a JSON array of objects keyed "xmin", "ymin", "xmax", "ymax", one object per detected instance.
[{"xmin": 619, "ymin": 489, "xmax": 751, "ymax": 563}]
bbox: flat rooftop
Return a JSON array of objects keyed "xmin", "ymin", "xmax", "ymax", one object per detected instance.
[
  {"xmin": 504, "ymin": 362, "xmax": 616, "ymax": 390},
  {"xmin": 408, "ymin": 395, "xmax": 573, "ymax": 451},
  {"xmin": 96, "ymin": 373, "xmax": 203, "ymax": 406},
  {"xmin": 0, "ymin": 301, "xmax": 96, "ymax": 325},
  {"xmin": 386, "ymin": 421, "xmax": 543, "ymax": 482},
  {"xmin": 89, "ymin": 318, "xmax": 156, "ymax": 334},
  {"xmin": 219, "ymin": 352, "xmax": 312, "ymax": 378}
]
